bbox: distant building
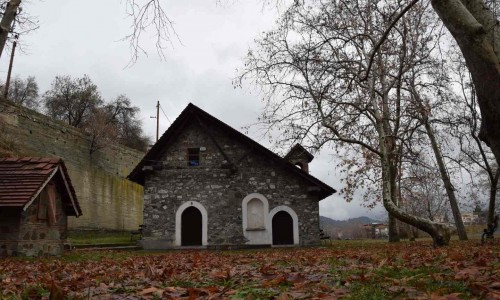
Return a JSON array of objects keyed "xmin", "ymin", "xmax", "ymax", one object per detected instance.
[
  {"xmin": 0, "ymin": 157, "xmax": 82, "ymax": 256},
  {"xmin": 128, "ymin": 104, "xmax": 336, "ymax": 249},
  {"xmin": 461, "ymin": 212, "xmax": 479, "ymax": 225},
  {"xmin": 362, "ymin": 223, "xmax": 388, "ymax": 239}
]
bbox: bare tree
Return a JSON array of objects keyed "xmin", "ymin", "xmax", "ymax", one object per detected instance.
[
  {"xmin": 86, "ymin": 107, "xmax": 118, "ymax": 154},
  {"xmin": 430, "ymin": 0, "xmax": 500, "ymax": 164},
  {"xmin": 42, "ymin": 75, "xmax": 150, "ymax": 152},
  {"xmin": 123, "ymin": 0, "xmax": 179, "ymax": 65},
  {"xmin": 238, "ymin": 0, "xmax": 453, "ymax": 245},
  {"xmin": 0, "ymin": 0, "xmax": 39, "ymax": 58},
  {"xmin": 401, "ymin": 162, "xmax": 448, "ymax": 223},
  {"xmin": 125, "ymin": 0, "xmax": 500, "ymax": 177},
  {"xmin": 408, "ymin": 78, "xmax": 468, "ymax": 240},
  {"xmin": 103, "ymin": 94, "xmax": 151, "ymax": 151},
  {"xmin": 0, "ymin": 76, "xmax": 39, "ymax": 110},
  {"xmin": 447, "ymin": 48, "xmax": 500, "ymax": 231},
  {"xmin": 0, "ymin": 0, "xmax": 20, "ymax": 58},
  {"xmin": 43, "ymin": 75, "xmax": 103, "ymax": 128}
]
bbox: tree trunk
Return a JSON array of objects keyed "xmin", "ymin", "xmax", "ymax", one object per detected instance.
[
  {"xmin": 380, "ymin": 155, "xmax": 451, "ymax": 245},
  {"xmin": 431, "ymin": 0, "xmax": 500, "ymax": 164},
  {"xmin": 376, "ymin": 118, "xmax": 450, "ymax": 246},
  {"xmin": 387, "ymin": 161, "xmax": 400, "ymax": 242},
  {"xmin": 487, "ymin": 170, "xmax": 499, "ymax": 237},
  {"xmin": 422, "ymin": 119, "xmax": 468, "ymax": 240},
  {"xmin": 388, "ymin": 213, "xmax": 400, "ymax": 242},
  {"xmin": 0, "ymin": 0, "xmax": 21, "ymax": 59}
]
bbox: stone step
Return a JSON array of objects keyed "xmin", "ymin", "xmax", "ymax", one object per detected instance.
[{"xmin": 72, "ymin": 243, "xmax": 140, "ymax": 251}]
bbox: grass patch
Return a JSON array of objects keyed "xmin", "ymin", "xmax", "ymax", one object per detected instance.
[
  {"xmin": 60, "ymin": 250, "xmax": 136, "ymax": 262},
  {"xmin": 68, "ymin": 230, "xmax": 136, "ymax": 245},
  {"xmin": 374, "ymin": 265, "xmax": 439, "ymax": 279},
  {"xmin": 233, "ymin": 285, "xmax": 279, "ymax": 299},
  {"xmin": 21, "ymin": 284, "xmax": 50, "ymax": 300},
  {"xmin": 344, "ymin": 284, "xmax": 389, "ymax": 300},
  {"xmin": 423, "ymin": 280, "xmax": 470, "ymax": 295}
]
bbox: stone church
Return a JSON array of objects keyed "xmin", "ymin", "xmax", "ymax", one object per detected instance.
[{"xmin": 128, "ymin": 103, "xmax": 335, "ymax": 249}]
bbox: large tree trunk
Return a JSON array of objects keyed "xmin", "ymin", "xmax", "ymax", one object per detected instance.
[
  {"xmin": 487, "ymin": 170, "xmax": 499, "ymax": 236},
  {"xmin": 422, "ymin": 118, "xmax": 468, "ymax": 240},
  {"xmin": 380, "ymin": 154, "xmax": 451, "ymax": 246},
  {"xmin": 0, "ymin": 0, "xmax": 21, "ymax": 59},
  {"xmin": 388, "ymin": 214, "xmax": 400, "ymax": 242},
  {"xmin": 388, "ymin": 161, "xmax": 400, "ymax": 242},
  {"xmin": 375, "ymin": 110, "xmax": 450, "ymax": 246},
  {"xmin": 431, "ymin": 0, "xmax": 500, "ymax": 163}
]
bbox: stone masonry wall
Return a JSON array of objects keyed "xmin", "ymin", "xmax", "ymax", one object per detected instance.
[
  {"xmin": 16, "ymin": 184, "xmax": 68, "ymax": 256},
  {"xmin": 0, "ymin": 99, "xmax": 144, "ymax": 230},
  {"xmin": 0, "ymin": 182, "xmax": 68, "ymax": 256},
  {"xmin": 141, "ymin": 121, "xmax": 321, "ymax": 247}
]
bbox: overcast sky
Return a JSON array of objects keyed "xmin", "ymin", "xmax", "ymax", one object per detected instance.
[{"xmin": 0, "ymin": 0, "xmax": 386, "ymax": 221}]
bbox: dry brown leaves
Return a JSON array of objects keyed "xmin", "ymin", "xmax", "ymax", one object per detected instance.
[{"xmin": 0, "ymin": 240, "xmax": 499, "ymax": 299}]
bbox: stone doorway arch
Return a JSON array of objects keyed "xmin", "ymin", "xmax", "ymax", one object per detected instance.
[
  {"xmin": 269, "ymin": 206, "xmax": 299, "ymax": 245},
  {"xmin": 272, "ymin": 211, "xmax": 294, "ymax": 245},
  {"xmin": 181, "ymin": 206, "xmax": 202, "ymax": 246},
  {"xmin": 175, "ymin": 201, "xmax": 208, "ymax": 246}
]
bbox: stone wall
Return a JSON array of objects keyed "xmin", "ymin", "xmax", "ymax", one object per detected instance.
[
  {"xmin": 141, "ymin": 121, "xmax": 321, "ymax": 248},
  {"xmin": 0, "ymin": 99, "xmax": 144, "ymax": 230},
  {"xmin": 17, "ymin": 184, "xmax": 68, "ymax": 256},
  {"xmin": 0, "ymin": 182, "xmax": 68, "ymax": 256}
]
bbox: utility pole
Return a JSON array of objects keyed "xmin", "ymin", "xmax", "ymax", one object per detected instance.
[
  {"xmin": 156, "ymin": 101, "xmax": 160, "ymax": 142},
  {"xmin": 4, "ymin": 34, "xmax": 18, "ymax": 99}
]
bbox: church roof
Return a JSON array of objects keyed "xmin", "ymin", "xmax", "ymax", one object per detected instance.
[{"xmin": 128, "ymin": 103, "xmax": 336, "ymax": 199}]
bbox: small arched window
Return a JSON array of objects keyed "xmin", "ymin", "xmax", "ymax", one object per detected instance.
[
  {"xmin": 247, "ymin": 198, "xmax": 265, "ymax": 229},
  {"xmin": 295, "ymin": 162, "xmax": 304, "ymax": 170}
]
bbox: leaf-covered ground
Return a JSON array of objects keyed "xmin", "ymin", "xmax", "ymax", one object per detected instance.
[{"xmin": 0, "ymin": 240, "xmax": 499, "ymax": 299}]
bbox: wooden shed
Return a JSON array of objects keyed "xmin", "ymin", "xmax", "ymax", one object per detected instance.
[{"xmin": 0, "ymin": 157, "xmax": 82, "ymax": 256}]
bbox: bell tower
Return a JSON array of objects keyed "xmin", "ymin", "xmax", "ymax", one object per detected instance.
[{"xmin": 284, "ymin": 144, "xmax": 314, "ymax": 173}]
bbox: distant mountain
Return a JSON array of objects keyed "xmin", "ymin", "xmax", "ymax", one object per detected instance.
[{"xmin": 320, "ymin": 216, "xmax": 381, "ymax": 228}]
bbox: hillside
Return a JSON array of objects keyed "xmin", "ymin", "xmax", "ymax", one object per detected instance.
[
  {"xmin": 320, "ymin": 215, "xmax": 383, "ymax": 239},
  {"xmin": 320, "ymin": 216, "xmax": 381, "ymax": 228}
]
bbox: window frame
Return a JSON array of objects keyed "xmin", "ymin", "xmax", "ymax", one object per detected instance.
[{"xmin": 187, "ymin": 147, "xmax": 201, "ymax": 166}]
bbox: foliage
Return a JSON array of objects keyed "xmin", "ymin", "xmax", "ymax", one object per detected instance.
[
  {"xmin": 103, "ymin": 94, "xmax": 151, "ymax": 151},
  {"xmin": 0, "ymin": 241, "xmax": 499, "ymax": 299},
  {"xmin": 42, "ymin": 75, "xmax": 150, "ymax": 152},
  {"xmin": 43, "ymin": 75, "xmax": 103, "ymax": 128},
  {"xmin": 0, "ymin": 76, "xmax": 40, "ymax": 110}
]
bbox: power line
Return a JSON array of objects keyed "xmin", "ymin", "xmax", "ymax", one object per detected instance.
[{"xmin": 159, "ymin": 103, "xmax": 172, "ymax": 125}]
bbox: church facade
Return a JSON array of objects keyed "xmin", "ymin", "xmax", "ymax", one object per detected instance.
[{"xmin": 128, "ymin": 104, "xmax": 335, "ymax": 249}]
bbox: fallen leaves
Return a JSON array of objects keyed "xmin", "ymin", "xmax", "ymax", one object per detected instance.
[{"xmin": 0, "ymin": 240, "xmax": 498, "ymax": 299}]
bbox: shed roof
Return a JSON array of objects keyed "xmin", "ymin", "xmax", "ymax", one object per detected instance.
[
  {"xmin": 128, "ymin": 103, "xmax": 336, "ymax": 200},
  {"xmin": 0, "ymin": 157, "xmax": 82, "ymax": 216}
]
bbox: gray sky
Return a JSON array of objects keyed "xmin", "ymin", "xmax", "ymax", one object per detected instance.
[{"xmin": 0, "ymin": 0, "xmax": 385, "ymax": 221}]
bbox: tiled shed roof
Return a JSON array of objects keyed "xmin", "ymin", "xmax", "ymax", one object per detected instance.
[{"xmin": 0, "ymin": 157, "xmax": 82, "ymax": 216}]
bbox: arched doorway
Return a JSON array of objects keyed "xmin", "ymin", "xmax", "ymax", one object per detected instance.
[
  {"xmin": 272, "ymin": 211, "xmax": 294, "ymax": 245},
  {"xmin": 181, "ymin": 206, "xmax": 202, "ymax": 246}
]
